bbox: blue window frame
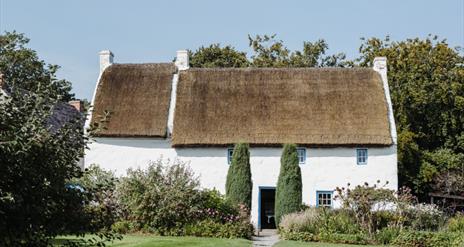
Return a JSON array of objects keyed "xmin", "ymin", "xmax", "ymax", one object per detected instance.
[
  {"xmin": 316, "ymin": 191, "xmax": 333, "ymax": 208},
  {"xmin": 357, "ymin": 148, "xmax": 368, "ymax": 165},
  {"xmin": 227, "ymin": 148, "xmax": 234, "ymax": 165},
  {"xmin": 297, "ymin": 148, "xmax": 306, "ymax": 164}
]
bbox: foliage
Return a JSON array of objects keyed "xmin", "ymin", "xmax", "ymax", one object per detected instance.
[
  {"xmin": 275, "ymin": 144, "xmax": 302, "ymax": 226},
  {"xmin": 393, "ymin": 230, "xmax": 464, "ymax": 247},
  {"xmin": 225, "ymin": 143, "xmax": 252, "ymax": 209},
  {"xmin": 248, "ymin": 34, "xmax": 349, "ymax": 67},
  {"xmin": 279, "ymin": 230, "xmax": 318, "ymax": 242},
  {"xmin": 111, "ymin": 221, "xmax": 133, "ymax": 234},
  {"xmin": 72, "ymin": 164, "xmax": 120, "ymax": 231},
  {"xmin": 0, "ymin": 31, "xmax": 73, "ymax": 101},
  {"xmin": 183, "ymin": 218, "xmax": 254, "ymax": 239},
  {"xmin": 430, "ymin": 155, "xmax": 464, "ymax": 204},
  {"xmin": 447, "ymin": 213, "xmax": 464, "ymax": 232},
  {"xmin": 335, "ymin": 181, "xmax": 395, "ymax": 234},
  {"xmin": 116, "ymin": 159, "xmax": 254, "ymax": 238},
  {"xmin": 279, "ymin": 207, "xmax": 321, "ymax": 234},
  {"xmin": 374, "ymin": 227, "xmax": 401, "ymax": 245},
  {"xmin": 188, "ymin": 34, "xmax": 348, "ymax": 69},
  {"xmin": 197, "ymin": 189, "xmax": 243, "ymax": 224},
  {"xmin": 318, "ymin": 209, "xmax": 362, "ymax": 235},
  {"xmin": 188, "ymin": 44, "xmax": 249, "ymax": 68},
  {"xmin": 356, "ymin": 35, "xmax": 464, "ymax": 198},
  {"xmin": 406, "ymin": 203, "xmax": 447, "ymax": 231},
  {"xmin": 318, "ymin": 233, "xmax": 371, "ymax": 245},
  {"xmin": 279, "ymin": 208, "xmax": 361, "ymax": 236},
  {"xmin": 0, "ymin": 31, "xmax": 119, "ymax": 246},
  {"xmin": 116, "ymin": 159, "xmax": 204, "ymax": 230}
]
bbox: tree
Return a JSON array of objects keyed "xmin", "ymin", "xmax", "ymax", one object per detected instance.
[
  {"xmin": 72, "ymin": 164, "xmax": 120, "ymax": 231},
  {"xmin": 188, "ymin": 34, "xmax": 349, "ymax": 69},
  {"xmin": 225, "ymin": 143, "xmax": 253, "ymax": 210},
  {"xmin": 275, "ymin": 144, "xmax": 302, "ymax": 225},
  {"xmin": 248, "ymin": 34, "xmax": 349, "ymax": 68},
  {"xmin": 188, "ymin": 44, "xmax": 249, "ymax": 68},
  {"xmin": 0, "ymin": 32, "xmax": 112, "ymax": 246},
  {"xmin": 0, "ymin": 31, "xmax": 74, "ymax": 101},
  {"xmin": 356, "ymin": 35, "xmax": 464, "ymax": 198}
]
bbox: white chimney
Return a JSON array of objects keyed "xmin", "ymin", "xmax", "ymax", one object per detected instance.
[
  {"xmin": 175, "ymin": 50, "xmax": 189, "ymax": 70},
  {"xmin": 373, "ymin": 57, "xmax": 387, "ymax": 78},
  {"xmin": 373, "ymin": 56, "xmax": 397, "ymax": 144},
  {"xmin": 99, "ymin": 50, "xmax": 114, "ymax": 74}
]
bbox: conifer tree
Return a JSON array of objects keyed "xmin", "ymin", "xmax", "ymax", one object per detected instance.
[
  {"xmin": 225, "ymin": 143, "xmax": 253, "ymax": 209},
  {"xmin": 275, "ymin": 144, "xmax": 302, "ymax": 225}
]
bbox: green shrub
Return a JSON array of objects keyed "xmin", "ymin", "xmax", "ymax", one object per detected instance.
[
  {"xmin": 373, "ymin": 210, "xmax": 397, "ymax": 230},
  {"xmin": 282, "ymin": 230, "xmax": 371, "ymax": 245},
  {"xmin": 319, "ymin": 233, "xmax": 371, "ymax": 245},
  {"xmin": 116, "ymin": 160, "xmax": 254, "ymax": 237},
  {"xmin": 319, "ymin": 209, "xmax": 362, "ymax": 235},
  {"xmin": 111, "ymin": 221, "xmax": 132, "ymax": 234},
  {"xmin": 279, "ymin": 208, "xmax": 362, "ymax": 236},
  {"xmin": 72, "ymin": 164, "xmax": 120, "ymax": 231},
  {"xmin": 335, "ymin": 181, "xmax": 395, "ymax": 234},
  {"xmin": 374, "ymin": 227, "xmax": 401, "ymax": 245},
  {"xmin": 393, "ymin": 231, "xmax": 464, "ymax": 247},
  {"xmin": 225, "ymin": 143, "xmax": 252, "ymax": 209},
  {"xmin": 280, "ymin": 230, "xmax": 318, "ymax": 242},
  {"xmin": 406, "ymin": 203, "xmax": 447, "ymax": 231},
  {"xmin": 116, "ymin": 159, "xmax": 205, "ymax": 230},
  {"xmin": 275, "ymin": 144, "xmax": 302, "ymax": 225},
  {"xmin": 447, "ymin": 213, "xmax": 464, "ymax": 232},
  {"xmin": 197, "ymin": 189, "xmax": 240, "ymax": 223},
  {"xmin": 279, "ymin": 207, "xmax": 321, "ymax": 234}
]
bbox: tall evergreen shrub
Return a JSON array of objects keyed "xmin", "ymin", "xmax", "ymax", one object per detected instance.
[
  {"xmin": 225, "ymin": 143, "xmax": 252, "ymax": 209},
  {"xmin": 275, "ymin": 144, "xmax": 302, "ymax": 225}
]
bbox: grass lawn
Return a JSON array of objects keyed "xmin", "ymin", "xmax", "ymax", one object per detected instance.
[
  {"xmin": 55, "ymin": 234, "xmax": 252, "ymax": 247},
  {"xmin": 56, "ymin": 235, "xmax": 387, "ymax": 247},
  {"xmin": 274, "ymin": 240, "xmax": 384, "ymax": 247}
]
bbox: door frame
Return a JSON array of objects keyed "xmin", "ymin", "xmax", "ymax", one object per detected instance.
[{"xmin": 258, "ymin": 186, "xmax": 276, "ymax": 230}]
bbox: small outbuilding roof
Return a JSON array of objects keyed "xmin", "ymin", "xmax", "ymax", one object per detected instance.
[
  {"xmin": 91, "ymin": 63, "xmax": 175, "ymax": 137},
  {"xmin": 172, "ymin": 68, "xmax": 392, "ymax": 146}
]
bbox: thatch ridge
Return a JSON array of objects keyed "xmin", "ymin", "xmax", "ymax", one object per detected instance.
[
  {"xmin": 91, "ymin": 63, "xmax": 175, "ymax": 137},
  {"xmin": 172, "ymin": 67, "xmax": 392, "ymax": 146}
]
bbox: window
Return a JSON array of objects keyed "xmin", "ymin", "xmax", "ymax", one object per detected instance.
[
  {"xmin": 297, "ymin": 148, "xmax": 306, "ymax": 164},
  {"xmin": 227, "ymin": 148, "xmax": 234, "ymax": 165},
  {"xmin": 316, "ymin": 191, "xmax": 333, "ymax": 208},
  {"xmin": 357, "ymin": 148, "xmax": 368, "ymax": 165}
]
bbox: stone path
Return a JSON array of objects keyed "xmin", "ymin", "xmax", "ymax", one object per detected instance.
[{"xmin": 252, "ymin": 229, "xmax": 280, "ymax": 247}]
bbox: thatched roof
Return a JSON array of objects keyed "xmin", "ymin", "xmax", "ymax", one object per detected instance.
[
  {"xmin": 172, "ymin": 68, "xmax": 392, "ymax": 146},
  {"xmin": 91, "ymin": 63, "xmax": 175, "ymax": 137}
]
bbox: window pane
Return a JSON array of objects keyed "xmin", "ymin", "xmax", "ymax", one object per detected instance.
[
  {"xmin": 228, "ymin": 149, "xmax": 233, "ymax": 164},
  {"xmin": 297, "ymin": 148, "xmax": 305, "ymax": 164},
  {"xmin": 317, "ymin": 191, "xmax": 333, "ymax": 207},
  {"xmin": 357, "ymin": 149, "xmax": 368, "ymax": 164}
]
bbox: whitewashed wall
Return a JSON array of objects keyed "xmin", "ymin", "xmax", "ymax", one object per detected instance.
[{"xmin": 86, "ymin": 138, "xmax": 397, "ymax": 227}]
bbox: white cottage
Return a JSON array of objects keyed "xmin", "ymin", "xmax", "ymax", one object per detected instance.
[{"xmin": 85, "ymin": 50, "xmax": 398, "ymax": 229}]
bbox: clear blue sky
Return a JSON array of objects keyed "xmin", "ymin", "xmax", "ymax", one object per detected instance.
[{"xmin": 1, "ymin": 0, "xmax": 463, "ymax": 100}]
